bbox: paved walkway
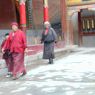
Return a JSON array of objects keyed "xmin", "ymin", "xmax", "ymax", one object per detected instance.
[
  {"xmin": 0, "ymin": 46, "xmax": 76, "ymax": 76},
  {"xmin": 0, "ymin": 48, "xmax": 95, "ymax": 95}
]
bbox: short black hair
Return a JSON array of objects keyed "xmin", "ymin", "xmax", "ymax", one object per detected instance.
[{"xmin": 5, "ymin": 33, "xmax": 9, "ymax": 36}]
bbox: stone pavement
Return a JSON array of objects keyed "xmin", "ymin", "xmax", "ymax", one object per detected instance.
[
  {"xmin": 0, "ymin": 45, "xmax": 77, "ymax": 76},
  {"xmin": 0, "ymin": 48, "xmax": 95, "ymax": 95}
]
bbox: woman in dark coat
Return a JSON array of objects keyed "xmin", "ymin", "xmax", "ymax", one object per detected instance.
[{"xmin": 41, "ymin": 22, "xmax": 57, "ymax": 64}]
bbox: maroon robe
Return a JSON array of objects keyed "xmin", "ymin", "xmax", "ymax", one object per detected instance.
[
  {"xmin": 1, "ymin": 38, "xmax": 13, "ymax": 72},
  {"xmin": 9, "ymin": 29, "xmax": 27, "ymax": 77}
]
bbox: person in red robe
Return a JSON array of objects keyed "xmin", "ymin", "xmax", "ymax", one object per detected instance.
[
  {"xmin": 1, "ymin": 33, "xmax": 13, "ymax": 77},
  {"xmin": 8, "ymin": 22, "xmax": 27, "ymax": 80}
]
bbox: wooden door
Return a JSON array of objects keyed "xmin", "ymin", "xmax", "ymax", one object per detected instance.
[{"xmin": 78, "ymin": 9, "xmax": 95, "ymax": 46}]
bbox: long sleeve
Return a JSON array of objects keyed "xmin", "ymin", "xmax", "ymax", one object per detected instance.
[
  {"xmin": 41, "ymin": 31, "xmax": 44, "ymax": 43},
  {"xmin": 1, "ymin": 40, "xmax": 5, "ymax": 49},
  {"xmin": 22, "ymin": 32, "xmax": 27, "ymax": 49},
  {"xmin": 1, "ymin": 38, "xmax": 10, "ymax": 51},
  {"xmin": 51, "ymin": 28, "xmax": 58, "ymax": 42}
]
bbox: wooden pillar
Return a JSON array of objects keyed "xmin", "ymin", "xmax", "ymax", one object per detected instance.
[
  {"xmin": 43, "ymin": 0, "xmax": 49, "ymax": 22},
  {"xmin": 78, "ymin": 11, "xmax": 82, "ymax": 46},
  {"xmin": 60, "ymin": 0, "xmax": 74, "ymax": 46},
  {"xmin": 67, "ymin": 11, "xmax": 74, "ymax": 45},
  {"xmin": 19, "ymin": 0, "xmax": 26, "ymax": 32},
  {"xmin": 60, "ymin": 0, "xmax": 67, "ymax": 45}
]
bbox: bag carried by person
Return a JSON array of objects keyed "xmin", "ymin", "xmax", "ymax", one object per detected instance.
[{"xmin": 3, "ymin": 49, "xmax": 11, "ymax": 59}]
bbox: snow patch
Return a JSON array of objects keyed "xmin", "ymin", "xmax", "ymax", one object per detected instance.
[{"xmin": 11, "ymin": 87, "xmax": 27, "ymax": 93}]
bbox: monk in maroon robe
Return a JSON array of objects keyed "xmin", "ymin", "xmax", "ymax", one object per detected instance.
[
  {"xmin": 9, "ymin": 22, "xmax": 27, "ymax": 80},
  {"xmin": 1, "ymin": 33, "xmax": 13, "ymax": 77}
]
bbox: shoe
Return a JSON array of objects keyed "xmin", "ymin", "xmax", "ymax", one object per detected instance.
[
  {"xmin": 12, "ymin": 74, "xmax": 21, "ymax": 80},
  {"xmin": 48, "ymin": 62, "xmax": 53, "ymax": 64},
  {"xmin": 6, "ymin": 72, "xmax": 13, "ymax": 78},
  {"xmin": 49, "ymin": 58, "xmax": 53, "ymax": 64},
  {"xmin": 22, "ymin": 71, "xmax": 27, "ymax": 76},
  {"xmin": 7, "ymin": 72, "xmax": 12, "ymax": 75},
  {"xmin": 6, "ymin": 74, "xmax": 12, "ymax": 78},
  {"xmin": 12, "ymin": 72, "xmax": 26, "ymax": 80},
  {"xmin": 12, "ymin": 76, "xmax": 18, "ymax": 80},
  {"xmin": 12, "ymin": 74, "xmax": 22, "ymax": 80}
]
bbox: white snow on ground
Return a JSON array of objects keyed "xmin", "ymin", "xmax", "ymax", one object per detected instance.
[
  {"xmin": 1, "ymin": 48, "xmax": 95, "ymax": 95},
  {"xmin": 0, "ymin": 92, "xmax": 3, "ymax": 95},
  {"xmin": 65, "ymin": 91, "xmax": 75, "ymax": 95},
  {"xmin": 11, "ymin": 87, "xmax": 27, "ymax": 93},
  {"xmin": 26, "ymin": 94, "xmax": 33, "ymax": 95},
  {"xmin": 27, "ymin": 48, "xmax": 95, "ymax": 76},
  {"xmin": 42, "ymin": 87, "xmax": 56, "ymax": 92},
  {"xmin": 25, "ymin": 48, "xmax": 95, "ymax": 93},
  {"xmin": 0, "ymin": 82, "xmax": 20, "ymax": 87}
]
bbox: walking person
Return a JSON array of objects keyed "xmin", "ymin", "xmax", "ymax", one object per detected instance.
[
  {"xmin": 8, "ymin": 22, "xmax": 27, "ymax": 80},
  {"xmin": 41, "ymin": 22, "xmax": 57, "ymax": 64},
  {"xmin": 1, "ymin": 33, "xmax": 13, "ymax": 77}
]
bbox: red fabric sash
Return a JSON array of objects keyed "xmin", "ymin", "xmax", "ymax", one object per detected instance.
[{"xmin": 44, "ymin": 28, "xmax": 49, "ymax": 35}]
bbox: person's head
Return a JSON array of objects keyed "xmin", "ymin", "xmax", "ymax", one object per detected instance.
[
  {"xmin": 44, "ymin": 21, "xmax": 51, "ymax": 28},
  {"xmin": 11, "ymin": 22, "xmax": 18, "ymax": 32},
  {"xmin": 4, "ymin": 33, "xmax": 9, "ymax": 39}
]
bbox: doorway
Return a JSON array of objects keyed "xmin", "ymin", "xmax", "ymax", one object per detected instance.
[{"xmin": 78, "ymin": 9, "xmax": 95, "ymax": 47}]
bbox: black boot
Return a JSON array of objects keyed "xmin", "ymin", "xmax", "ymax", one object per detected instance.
[{"xmin": 49, "ymin": 58, "xmax": 53, "ymax": 64}]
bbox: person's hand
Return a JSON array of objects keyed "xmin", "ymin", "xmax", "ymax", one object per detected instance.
[
  {"xmin": 55, "ymin": 41, "xmax": 58, "ymax": 47},
  {"xmin": 1, "ymin": 48, "xmax": 4, "ymax": 53},
  {"xmin": 24, "ymin": 48, "xmax": 28, "ymax": 56},
  {"xmin": 41, "ymin": 41, "xmax": 43, "ymax": 44},
  {"xmin": 25, "ymin": 48, "xmax": 28, "ymax": 53},
  {"xmin": 55, "ymin": 41, "xmax": 57, "ymax": 43}
]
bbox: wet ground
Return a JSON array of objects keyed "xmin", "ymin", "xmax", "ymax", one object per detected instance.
[{"xmin": 0, "ymin": 48, "xmax": 95, "ymax": 95}]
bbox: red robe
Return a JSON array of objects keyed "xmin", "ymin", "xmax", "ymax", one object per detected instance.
[
  {"xmin": 9, "ymin": 29, "xmax": 27, "ymax": 53},
  {"xmin": 9, "ymin": 29, "xmax": 27, "ymax": 77},
  {"xmin": 1, "ymin": 40, "xmax": 5, "ymax": 49},
  {"xmin": 1, "ymin": 38, "xmax": 13, "ymax": 72},
  {"xmin": 1, "ymin": 38, "xmax": 10, "ymax": 51}
]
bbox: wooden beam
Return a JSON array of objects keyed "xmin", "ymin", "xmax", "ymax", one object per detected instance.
[{"xmin": 60, "ymin": 0, "xmax": 67, "ymax": 45}]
